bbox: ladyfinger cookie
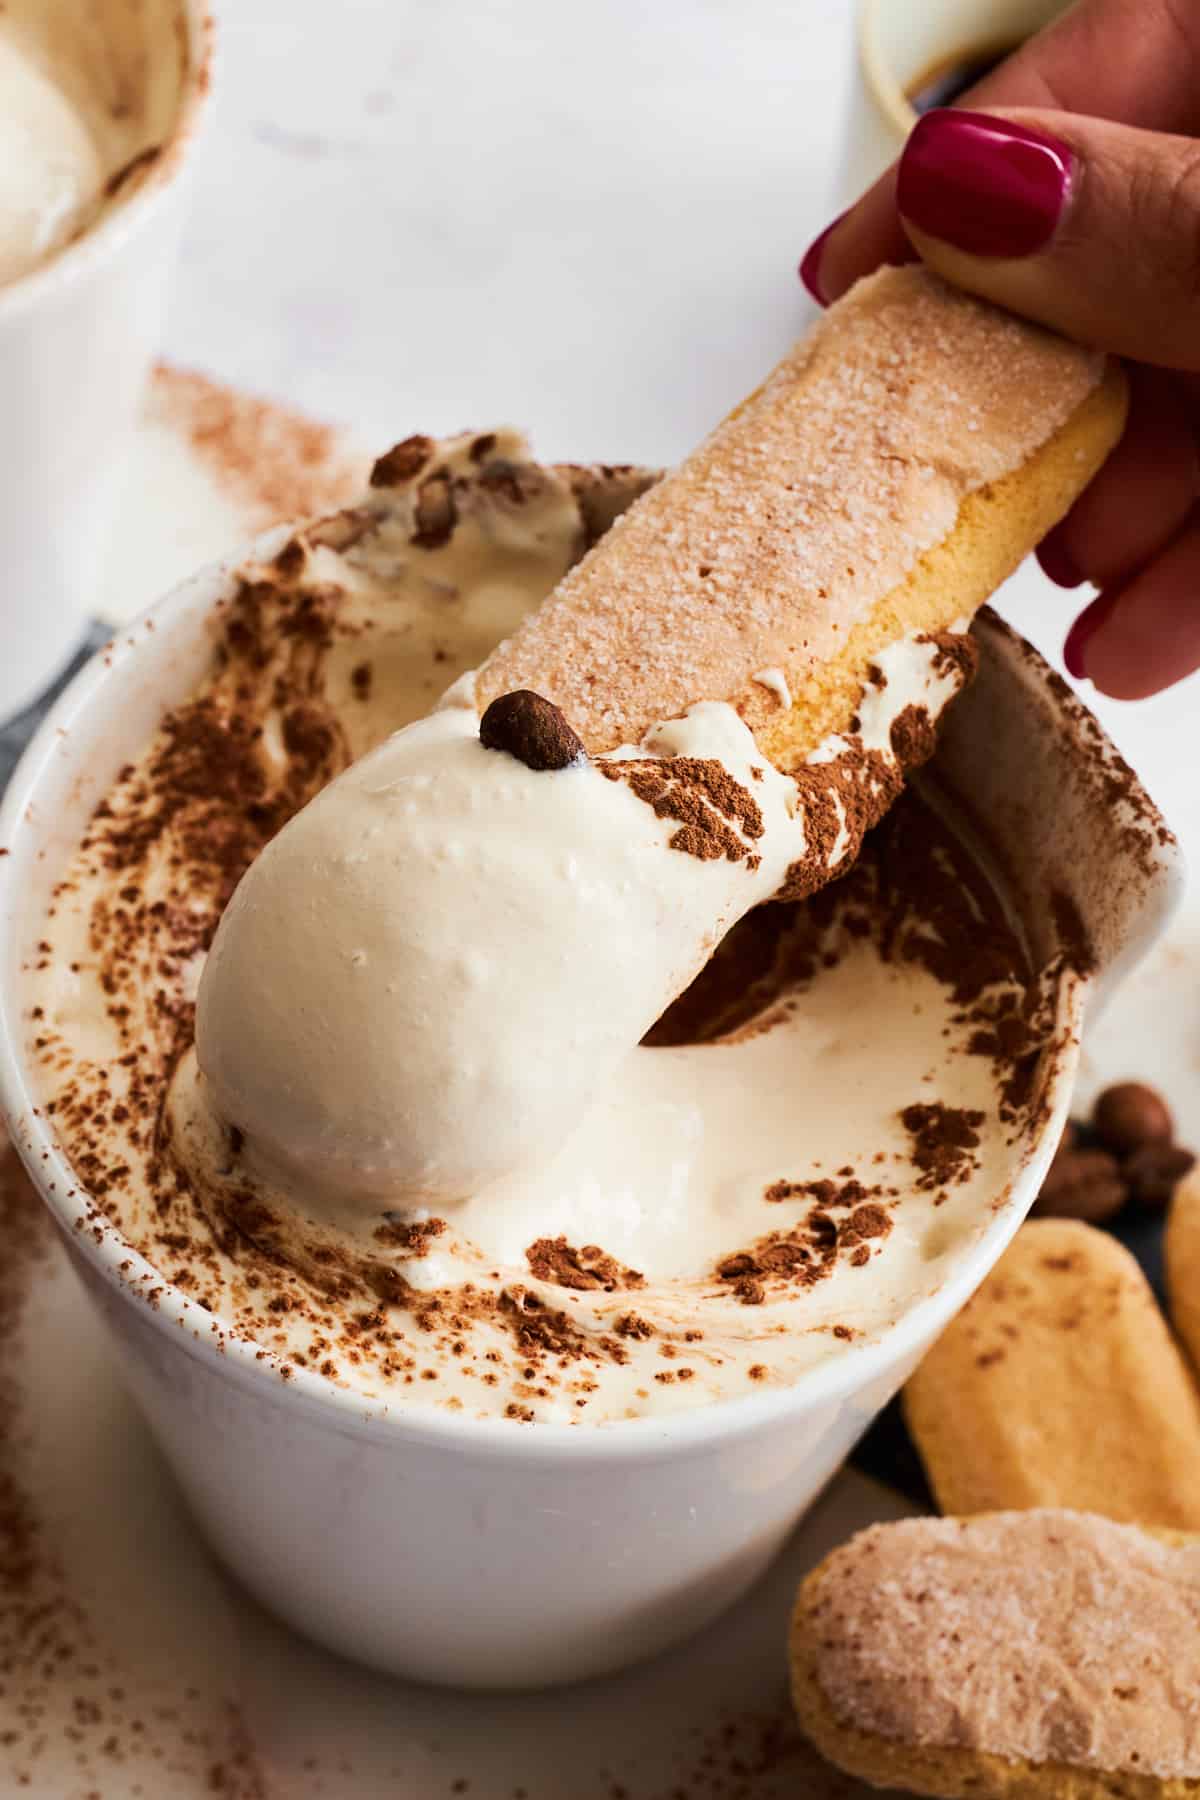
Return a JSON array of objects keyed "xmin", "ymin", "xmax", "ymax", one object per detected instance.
[
  {"xmin": 790, "ymin": 1510, "xmax": 1200, "ymax": 1800},
  {"xmin": 477, "ymin": 266, "xmax": 1126, "ymax": 761},
  {"xmin": 903, "ymin": 1219, "xmax": 1200, "ymax": 1529},
  {"xmin": 1165, "ymin": 1166, "xmax": 1200, "ymax": 1380}
]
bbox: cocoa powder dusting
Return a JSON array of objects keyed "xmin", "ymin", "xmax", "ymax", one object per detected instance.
[
  {"xmin": 779, "ymin": 763, "xmax": 857, "ymax": 902},
  {"xmin": 921, "ymin": 630, "xmax": 980, "ymax": 688},
  {"xmin": 150, "ymin": 364, "xmax": 363, "ymax": 527},
  {"xmin": 374, "ymin": 1214, "xmax": 447, "ymax": 1255},
  {"xmin": 900, "ymin": 1102, "xmax": 985, "ymax": 1193},
  {"xmin": 370, "ymin": 433, "xmax": 434, "ymax": 488},
  {"xmin": 412, "ymin": 470, "xmax": 458, "ymax": 548},
  {"xmin": 888, "ymin": 704, "xmax": 937, "ymax": 768},
  {"xmin": 0, "ymin": 1134, "xmax": 269, "ymax": 1793},
  {"xmin": 600, "ymin": 756, "xmax": 763, "ymax": 865},
  {"xmin": 775, "ymin": 634, "xmax": 976, "ymax": 906},
  {"xmin": 652, "ymin": 783, "xmax": 1043, "ymax": 1120},
  {"xmin": 657, "ymin": 1706, "xmax": 871, "ymax": 1798},
  {"xmin": 526, "ymin": 1236, "xmax": 644, "ymax": 1293},
  {"xmin": 715, "ymin": 1200, "xmax": 892, "ymax": 1306},
  {"xmin": 1050, "ymin": 888, "xmax": 1098, "ymax": 978},
  {"xmin": 766, "ymin": 1176, "xmax": 882, "ymax": 1209}
]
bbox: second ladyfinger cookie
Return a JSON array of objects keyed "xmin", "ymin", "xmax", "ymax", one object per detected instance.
[
  {"xmin": 904, "ymin": 1218, "xmax": 1200, "ymax": 1528},
  {"xmin": 1165, "ymin": 1167, "xmax": 1200, "ymax": 1380},
  {"xmin": 791, "ymin": 1510, "xmax": 1200, "ymax": 1800}
]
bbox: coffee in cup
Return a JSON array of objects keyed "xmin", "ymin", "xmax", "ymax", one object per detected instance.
[{"xmin": 906, "ymin": 39, "xmax": 1026, "ymax": 115}]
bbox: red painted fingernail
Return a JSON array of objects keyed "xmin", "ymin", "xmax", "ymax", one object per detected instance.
[
  {"xmin": 798, "ymin": 212, "xmax": 847, "ymax": 306},
  {"xmin": 1064, "ymin": 592, "xmax": 1118, "ymax": 680},
  {"xmin": 1037, "ymin": 529, "xmax": 1083, "ymax": 589},
  {"xmin": 897, "ymin": 109, "xmax": 1074, "ymax": 258}
]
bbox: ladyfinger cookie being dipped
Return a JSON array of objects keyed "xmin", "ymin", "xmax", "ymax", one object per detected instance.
[
  {"xmin": 791, "ymin": 1510, "xmax": 1200, "ymax": 1800},
  {"xmin": 476, "ymin": 267, "xmax": 1124, "ymax": 762},
  {"xmin": 191, "ymin": 269, "xmax": 1127, "ymax": 1222}
]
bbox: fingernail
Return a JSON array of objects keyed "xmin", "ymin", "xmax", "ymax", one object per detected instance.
[
  {"xmin": 897, "ymin": 109, "xmax": 1074, "ymax": 258},
  {"xmin": 1037, "ymin": 529, "xmax": 1083, "ymax": 589},
  {"xmin": 1064, "ymin": 592, "xmax": 1117, "ymax": 680},
  {"xmin": 798, "ymin": 212, "xmax": 847, "ymax": 306}
]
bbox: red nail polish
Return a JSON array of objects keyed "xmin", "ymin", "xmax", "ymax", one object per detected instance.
[
  {"xmin": 897, "ymin": 109, "xmax": 1074, "ymax": 258},
  {"xmin": 798, "ymin": 212, "xmax": 846, "ymax": 306},
  {"xmin": 1037, "ymin": 529, "xmax": 1083, "ymax": 589},
  {"xmin": 1064, "ymin": 592, "xmax": 1117, "ymax": 680}
]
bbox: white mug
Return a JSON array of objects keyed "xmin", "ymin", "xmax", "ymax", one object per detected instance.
[
  {"xmin": 0, "ymin": 0, "xmax": 214, "ymax": 722},
  {"xmin": 839, "ymin": 0, "xmax": 1070, "ymax": 203}
]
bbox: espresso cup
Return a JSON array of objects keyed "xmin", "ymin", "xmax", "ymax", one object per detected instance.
[
  {"xmin": 839, "ymin": 0, "xmax": 1070, "ymax": 202},
  {"xmin": 0, "ymin": 0, "xmax": 214, "ymax": 722}
]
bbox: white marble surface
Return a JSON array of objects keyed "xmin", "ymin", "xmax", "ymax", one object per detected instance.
[{"xmin": 168, "ymin": 0, "xmax": 852, "ymax": 466}]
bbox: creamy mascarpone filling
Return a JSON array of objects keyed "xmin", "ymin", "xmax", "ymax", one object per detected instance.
[
  {"xmin": 191, "ymin": 628, "xmax": 970, "ymax": 1216},
  {"xmin": 26, "ymin": 434, "xmax": 1063, "ymax": 1423}
]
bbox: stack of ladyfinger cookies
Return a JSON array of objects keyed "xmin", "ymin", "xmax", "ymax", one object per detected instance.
[{"xmin": 791, "ymin": 1086, "xmax": 1200, "ymax": 1799}]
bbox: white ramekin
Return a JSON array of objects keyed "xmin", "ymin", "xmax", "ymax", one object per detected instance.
[
  {"xmin": 0, "ymin": 527, "xmax": 1182, "ymax": 1689},
  {"xmin": 0, "ymin": 0, "xmax": 215, "ymax": 722}
]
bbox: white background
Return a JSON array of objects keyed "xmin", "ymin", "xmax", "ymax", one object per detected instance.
[{"xmin": 170, "ymin": 0, "xmax": 853, "ymax": 467}]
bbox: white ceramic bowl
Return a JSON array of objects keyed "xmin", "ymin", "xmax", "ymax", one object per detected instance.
[
  {"xmin": 0, "ymin": 521, "xmax": 1182, "ymax": 1689},
  {"xmin": 0, "ymin": 0, "xmax": 214, "ymax": 721}
]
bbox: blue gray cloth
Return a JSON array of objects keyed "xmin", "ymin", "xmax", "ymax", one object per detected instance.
[{"xmin": 0, "ymin": 622, "xmax": 112, "ymax": 797}]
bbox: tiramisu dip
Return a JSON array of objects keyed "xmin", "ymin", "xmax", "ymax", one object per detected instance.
[
  {"xmin": 27, "ymin": 434, "xmax": 1069, "ymax": 1424},
  {"xmin": 0, "ymin": 0, "xmax": 187, "ymax": 287}
]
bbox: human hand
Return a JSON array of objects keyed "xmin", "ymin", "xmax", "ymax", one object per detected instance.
[{"xmin": 799, "ymin": 0, "xmax": 1200, "ymax": 700}]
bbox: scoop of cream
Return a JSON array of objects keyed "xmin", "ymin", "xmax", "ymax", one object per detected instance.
[
  {"xmin": 195, "ymin": 630, "xmax": 968, "ymax": 1223},
  {"xmin": 0, "ymin": 34, "xmax": 105, "ymax": 286},
  {"xmin": 195, "ymin": 686, "xmax": 803, "ymax": 1213}
]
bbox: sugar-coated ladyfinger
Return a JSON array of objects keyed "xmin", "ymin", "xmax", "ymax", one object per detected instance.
[
  {"xmin": 791, "ymin": 1509, "xmax": 1200, "ymax": 1800},
  {"xmin": 477, "ymin": 267, "xmax": 1125, "ymax": 764},
  {"xmin": 903, "ymin": 1219, "xmax": 1200, "ymax": 1528},
  {"xmin": 1165, "ymin": 1167, "xmax": 1200, "ymax": 1381}
]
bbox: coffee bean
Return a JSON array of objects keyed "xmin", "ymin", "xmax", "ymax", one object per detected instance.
[
  {"xmin": 479, "ymin": 690, "xmax": 585, "ymax": 772},
  {"xmin": 1055, "ymin": 1119, "xmax": 1080, "ymax": 1158},
  {"xmin": 1032, "ymin": 1145, "xmax": 1126, "ymax": 1224},
  {"xmin": 1125, "ymin": 1142, "xmax": 1196, "ymax": 1214},
  {"xmin": 1092, "ymin": 1082, "xmax": 1174, "ymax": 1156},
  {"xmin": 412, "ymin": 472, "xmax": 458, "ymax": 549},
  {"xmin": 369, "ymin": 434, "xmax": 434, "ymax": 488}
]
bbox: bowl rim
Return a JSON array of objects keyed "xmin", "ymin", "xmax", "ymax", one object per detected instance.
[
  {"xmin": 0, "ymin": 524, "xmax": 1088, "ymax": 1465},
  {"xmin": 0, "ymin": 0, "xmax": 216, "ymax": 326},
  {"xmin": 857, "ymin": 0, "xmax": 919, "ymax": 140}
]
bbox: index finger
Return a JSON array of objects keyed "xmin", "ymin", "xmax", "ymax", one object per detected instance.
[{"xmin": 806, "ymin": 0, "xmax": 1200, "ymax": 303}]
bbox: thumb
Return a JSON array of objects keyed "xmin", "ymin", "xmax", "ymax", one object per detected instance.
[{"xmin": 895, "ymin": 107, "xmax": 1200, "ymax": 371}]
